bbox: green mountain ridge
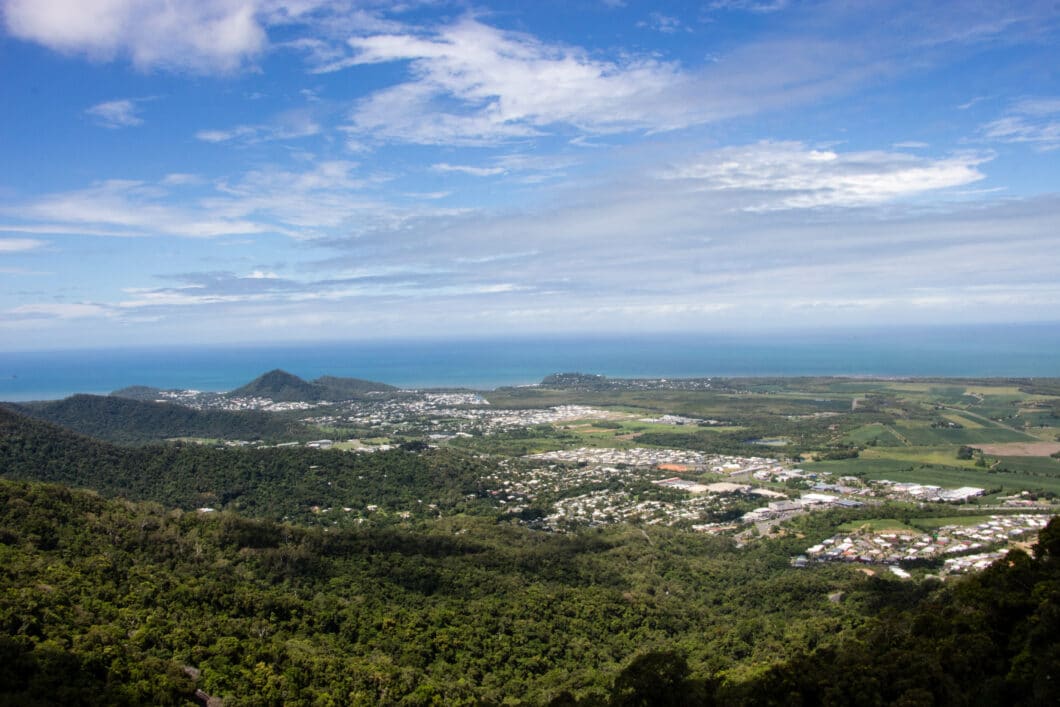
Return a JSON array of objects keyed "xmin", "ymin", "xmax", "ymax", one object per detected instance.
[
  {"xmin": 226, "ymin": 369, "xmax": 397, "ymax": 402},
  {"xmin": 111, "ymin": 370, "xmax": 399, "ymax": 404},
  {"xmin": 229, "ymin": 369, "xmax": 325, "ymax": 401},
  {"xmin": 5, "ymin": 394, "xmax": 302, "ymax": 444},
  {"xmin": 0, "ymin": 405, "xmax": 488, "ymax": 520}
]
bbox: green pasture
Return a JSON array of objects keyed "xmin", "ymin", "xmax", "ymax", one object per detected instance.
[
  {"xmin": 837, "ymin": 518, "xmax": 920, "ymax": 533},
  {"xmin": 993, "ymin": 455, "xmax": 1060, "ymax": 475},
  {"xmin": 811, "ymin": 456, "xmax": 1060, "ymax": 496},
  {"xmin": 843, "ymin": 423, "xmax": 906, "ymax": 447},
  {"xmin": 941, "ymin": 412, "xmax": 984, "ymax": 429},
  {"xmin": 1018, "ymin": 410, "xmax": 1060, "ymax": 428},
  {"xmin": 859, "ymin": 446, "xmax": 982, "ymax": 468},
  {"xmin": 802, "ymin": 457, "xmax": 917, "ymax": 476},
  {"xmin": 908, "ymin": 514, "xmax": 1040, "ymax": 530},
  {"xmin": 890, "ymin": 420, "xmax": 1033, "ymax": 446},
  {"xmin": 966, "ymin": 395, "xmax": 1027, "ymax": 419},
  {"xmin": 561, "ymin": 419, "xmax": 743, "ymax": 446},
  {"xmin": 962, "ymin": 386, "xmax": 1026, "ymax": 396}
]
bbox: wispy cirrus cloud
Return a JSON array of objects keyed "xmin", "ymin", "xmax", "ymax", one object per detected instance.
[
  {"xmin": 431, "ymin": 163, "xmax": 506, "ymax": 177},
  {"xmin": 85, "ymin": 98, "xmax": 145, "ymax": 128},
  {"xmin": 982, "ymin": 97, "xmax": 1060, "ymax": 151},
  {"xmin": 7, "ymin": 302, "xmax": 110, "ymax": 320},
  {"xmin": 0, "ymin": 237, "xmax": 44, "ymax": 252},
  {"xmin": 112, "ymin": 267, "xmax": 527, "ymax": 314},
  {"xmin": 196, "ymin": 108, "xmax": 322, "ymax": 143},
  {"xmin": 1, "ymin": 158, "xmax": 463, "ymax": 245},
  {"xmin": 338, "ymin": 18, "xmax": 690, "ymax": 144},
  {"xmin": 5, "ymin": 179, "xmax": 269, "ymax": 239},
  {"xmin": 705, "ymin": 0, "xmax": 789, "ymax": 13},
  {"xmin": 335, "ymin": 7, "xmax": 1041, "ymax": 147},
  {"xmin": 656, "ymin": 142, "xmax": 989, "ymax": 209},
  {"xmin": 638, "ymin": 12, "xmax": 684, "ymax": 33}
]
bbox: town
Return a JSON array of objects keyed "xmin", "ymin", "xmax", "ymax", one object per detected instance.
[{"xmin": 799, "ymin": 514, "xmax": 1049, "ymax": 576}]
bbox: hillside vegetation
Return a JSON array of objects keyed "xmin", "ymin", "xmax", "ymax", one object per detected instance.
[
  {"xmin": 230, "ymin": 369, "xmax": 395, "ymax": 402},
  {"xmin": 5, "ymin": 394, "xmax": 303, "ymax": 445},
  {"xmin": 0, "ymin": 407, "xmax": 489, "ymax": 522},
  {"xmin": 0, "ymin": 479, "xmax": 1057, "ymax": 705},
  {"xmin": 2, "ymin": 377, "xmax": 1060, "ymax": 704}
]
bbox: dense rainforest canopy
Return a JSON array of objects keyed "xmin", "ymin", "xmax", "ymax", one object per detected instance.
[{"xmin": 1, "ymin": 394, "xmax": 1058, "ymax": 704}]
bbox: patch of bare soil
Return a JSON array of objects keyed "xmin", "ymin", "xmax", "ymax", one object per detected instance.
[{"xmin": 977, "ymin": 442, "xmax": 1060, "ymax": 457}]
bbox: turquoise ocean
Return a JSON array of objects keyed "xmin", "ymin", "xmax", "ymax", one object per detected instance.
[{"xmin": 1, "ymin": 323, "xmax": 1058, "ymax": 402}]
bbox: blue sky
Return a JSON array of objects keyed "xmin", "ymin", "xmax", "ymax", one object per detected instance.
[{"xmin": 1, "ymin": 0, "xmax": 1059, "ymax": 350}]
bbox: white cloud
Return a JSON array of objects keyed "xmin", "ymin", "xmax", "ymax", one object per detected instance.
[
  {"xmin": 3, "ymin": 0, "xmax": 267, "ymax": 72},
  {"xmin": 1011, "ymin": 97, "xmax": 1060, "ymax": 116},
  {"xmin": 706, "ymin": 0, "xmax": 789, "ymax": 13},
  {"xmin": 85, "ymin": 98, "xmax": 143, "ymax": 128},
  {"xmin": 1, "ymin": 158, "xmax": 463, "ymax": 246},
  {"xmin": 431, "ymin": 163, "xmax": 506, "ymax": 177},
  {"xmin": 0, "ymin": 237, "xmax": 43, "ymax": 252},
  {"xmin": 639, "ymin": 13, "xmax": 683, "ymax": 33},
  {"xmin": 7, "ymin": 179, "xmax": 270, "ymax": 239},
  {"xmin": 337, "ymin": 12, "xmax": 971, "ymax": 146},
  {"xmin": 982, "ymin": 97, "xmax": 1060, "ymax": 150},
  {"xmin": 197, "ymin": 126, "xmax": 259, "ymax": 143},
  {"xmin": 196, "ymin": 108, "xmax": 321, "ymax": 143},
  {"xmin": 161, "ymin": 173, "xmax": 204, "ymax": 186},
  {"xmin": 9, "ymin": 302, "xmax": 109, "ymax": 319},
  {"xmin": 656, "ymin": 142, "xmax": 988, "ymax": 209},
  {"xmin": 341, "ymin": 18, "xmax": 688, "ymax": 144}
]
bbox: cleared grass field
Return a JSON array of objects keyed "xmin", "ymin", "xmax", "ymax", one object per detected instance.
[
  {"xmin": 859, "ymin": 446, "xmax": 981, "ymax": 468},
  {"xmin": 942, "ymin": 412, "xmax": 985, "ymax": 429},
  {"xmin": 843, "ymin": 423, "xmax": 906, "ymax": 447},
  {"xmin": 908, "ymin": 514, "xmax": 1048, "ymax": 530},
  {"xmin": 563, "ymin": 420, "xmax": 745, "ymax": 448},
  {"xmin": 802, "ymin": 457, "xmax": 917, "ymax": 476},
  {"xmin": 804, "ymin": 431, "xmax": 1060, "ymax": 494},
  {"xmin": 811, "ymin": 457, "xmax": 1060, "ymax": 495},
  {"xmin": 837, "ymin": 518, "xmax": 920, "ymax": 533},
  {"xmin": 891, "ymin": 421, "xmax": 1033, "ymax": 446},
  {"xmin": 994, "ymin": 455, "xmax": 1060, "ymax": 475}
]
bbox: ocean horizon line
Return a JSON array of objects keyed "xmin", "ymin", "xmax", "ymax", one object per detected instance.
[{"xmin": 1, "ymin": 325, "xmax": 1058, "ymax": 402}]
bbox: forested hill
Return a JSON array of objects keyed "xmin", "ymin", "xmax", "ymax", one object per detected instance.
[
  {"xmin": 5, "ymin": 394, "xmax": 302, "ymax": 444},
  {"xmin": 229, "ymin": 369, "xmax": 396, "ymax": 402},
  {"xmin": 0, "ymin": 477, "xmax": 1057, "ymax": 704},
  {"xmin": 313, "ymin": 374, "xmax": 398, "ymax": 398},
  {"xmin": 229, "ymin": 369, "xmax": 323, "ymax": 401},
  {"xmin": 0, "ymin": 406, "xmax": 490, "ymax": 520}
]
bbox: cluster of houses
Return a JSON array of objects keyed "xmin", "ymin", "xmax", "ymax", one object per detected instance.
[
  {"xmin": 154, "ymin": 388, "xmax": 324, "ymax": 412},
  {"xmin": 482, "ymin": 451, "xmax": 790, "ymax": 530},
  {"xmin": 799, "ymin": 514, "xmax": 1049, "ymax": 571},
  {"xmin": 528, "ymin": 446, "xmax": 714, "ymax": 468},
  {"xmin": 541, "ymin": 485, "xmax": 749, "ymax": 531},
  {"xmin": 304, "ymin": 397, "xmax": 632, "ymax": 437},
  {"xmin": 637, "ymin": 414, "xmax": 721, "ymax": 426},
  {"xmin": 943, "ymin": 551, "xmax": 1010, "ymax": 574},
  {"xmin": 529, "ymin": 448, "xmax": 783, "ymax": 476},
  {"xmin": 301, "ymin": 391, "xmax": 488, "ymax": 430},
  {"xmin": 653, "ymin": 478, "xmax": 752, "ymax": 494}
]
